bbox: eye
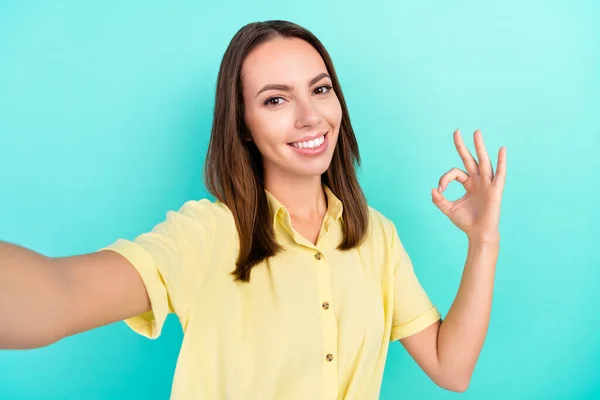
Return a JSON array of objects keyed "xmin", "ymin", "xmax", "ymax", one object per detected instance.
[
  {"xmin": 313, "ymin": 84, "xmax": 333, "ymax": 95},
  {"xmin": 264, "ymin": 96, "xmax": 286, "ymax": 107}
]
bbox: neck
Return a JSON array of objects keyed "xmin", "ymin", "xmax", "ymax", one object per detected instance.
[{"xmin": 264, "ymin": 171, "xmax": 327, "ymax": 220}]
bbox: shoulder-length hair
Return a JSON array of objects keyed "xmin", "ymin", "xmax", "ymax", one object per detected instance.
[{"xmin": 204, "ymin": 20, "xmax": 369, "ymax": 282}]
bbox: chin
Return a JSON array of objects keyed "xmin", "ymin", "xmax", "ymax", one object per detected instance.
[
  {"xmin": 268, "ymin": 146, "xmax": 336, "ymax": 181},
  {"xmin": 289, "ymin": 160, "xmax": 332, "ymax": 179}
]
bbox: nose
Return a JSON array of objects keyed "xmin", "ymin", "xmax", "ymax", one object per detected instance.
[{"xmin": 294, "ymin": 97, "xmax": 322, "ymax": 129}]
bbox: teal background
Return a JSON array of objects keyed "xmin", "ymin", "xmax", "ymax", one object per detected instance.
[{"xmin": 1, "ymin": 0, "xmax": 598, "ymax": 399}]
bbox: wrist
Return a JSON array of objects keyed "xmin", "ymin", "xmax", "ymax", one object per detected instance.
[{"xmin": 467, "ymin": 231, "xmax": 500, "ymax": 245}]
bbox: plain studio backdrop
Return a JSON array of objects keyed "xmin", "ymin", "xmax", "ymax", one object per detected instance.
[{"xmin": 0, "ymin": 1, "xmax": 598, "ymax": 399}]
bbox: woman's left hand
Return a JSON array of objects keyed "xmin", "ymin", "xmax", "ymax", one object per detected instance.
[{"xmin": 431, "ymin": 129, "xmax": 507, "ymax": 243}]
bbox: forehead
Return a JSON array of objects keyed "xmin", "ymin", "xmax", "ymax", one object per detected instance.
[{"xmin": 242, "ymin": 37, "xmax": 328, "ymax": 90}]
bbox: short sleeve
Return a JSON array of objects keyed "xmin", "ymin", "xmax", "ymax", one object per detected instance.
[
  {"xmin": 97, "ymin": 199, "xmax": 215, "ymax": 339},
  {"xmin": 389, "ymin": 223, "xmax": 441, "ymax": 341}
]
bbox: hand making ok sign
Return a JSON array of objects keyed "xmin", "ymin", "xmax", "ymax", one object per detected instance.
[{"xmin": 431, "ymin": 129, "xmax": 507, "ymax": 243}]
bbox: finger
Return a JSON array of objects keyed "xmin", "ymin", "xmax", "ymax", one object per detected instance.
[
  {"xmin": 474, "ymin": 130, "xmax": 494, "ymax": 179},
  {"xmin": 438, "ymin": 167, "xmax": 469, "ymax": 192},
  {"xmin": 431, "ymin": 188, "xmax": 454, "ymax": 216},
  {"xmin": 493, "ymin": 146, "xmax": 507, "ymax": 189},
  {"xmin": 454, "ymin": 129, "xmax": 479, "ymax": 176}
]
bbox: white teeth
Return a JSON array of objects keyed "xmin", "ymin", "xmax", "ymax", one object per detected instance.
[{"xmin": 291, "ymin": 134, "xmax": 325, "ymax": 149}]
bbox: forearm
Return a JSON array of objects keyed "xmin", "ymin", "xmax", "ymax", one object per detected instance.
[
  {"xmin": 0, "ymin": 241, "xmax": 67, "ymax": 349},
  {"xmin": 437, "ymin": 236, "xmax": 499, "ymax": 386}
]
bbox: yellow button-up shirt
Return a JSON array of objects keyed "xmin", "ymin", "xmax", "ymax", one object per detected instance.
[{"xmin": 100, "ymin": 185, "xmax": 441, "ymax": 399}]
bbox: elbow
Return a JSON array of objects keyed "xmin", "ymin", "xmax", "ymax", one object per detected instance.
[
  {"xmin": 445, "ymin": 379, "xmax": 470, "ymax": 393},
  {"xmin": 435, "ymin": 372, "xmax": 472, "ymax": 393}
]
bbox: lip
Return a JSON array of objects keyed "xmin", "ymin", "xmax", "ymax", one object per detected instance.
[
  {"xmin": 287, "ymin": 131, "xmax": 328, "ymax": 145},
  {"xmin": 287, "ymin": 131, "xmax": 329, "ymax": 156}
]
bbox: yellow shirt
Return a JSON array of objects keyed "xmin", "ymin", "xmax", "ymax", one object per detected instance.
[{"xmin": 100, "ymin": 185, "xmax": 441, "ymax": 399}]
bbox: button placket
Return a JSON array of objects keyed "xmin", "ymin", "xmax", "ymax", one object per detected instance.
[{"xmin": 314, "ymin": 248, "xmax": 338, "ymax": 399}]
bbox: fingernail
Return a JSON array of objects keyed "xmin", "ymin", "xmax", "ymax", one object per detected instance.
[{"xmin": 438, "ymin": 185, "xmax": 442, "ymax": 192}]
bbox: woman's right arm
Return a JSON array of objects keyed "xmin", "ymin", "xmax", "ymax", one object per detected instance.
[{"xmin": 0, "ymin": 241, "xmax": 150, "ymax": 350}]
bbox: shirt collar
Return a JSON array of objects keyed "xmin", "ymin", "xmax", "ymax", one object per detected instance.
[{"xmin": 265, "ymin": 184, "xmax": 344, "ymax": 228}]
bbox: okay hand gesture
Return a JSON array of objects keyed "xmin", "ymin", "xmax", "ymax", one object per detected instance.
[{"xmin": 431, "ymin": 129, "xmax": 507, "ymax": 242}]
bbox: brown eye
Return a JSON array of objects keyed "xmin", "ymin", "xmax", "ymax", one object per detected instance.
[
  {"xmin": 264, "ymin": 96, "xmax": 285, "ymax": 106},
  {"xmin": 314, "ymin": 85, "xmax": 333, "ymax": 95}
]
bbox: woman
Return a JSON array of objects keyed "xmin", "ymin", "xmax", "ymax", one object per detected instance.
[{"xmin": 0, "ymin": 20, "xmax": 506, "ymax": 399}]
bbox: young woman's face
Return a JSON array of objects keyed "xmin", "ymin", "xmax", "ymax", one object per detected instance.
[{"xmin": 242, "ymin": 37, "xmax": 342, "ymax": 182}]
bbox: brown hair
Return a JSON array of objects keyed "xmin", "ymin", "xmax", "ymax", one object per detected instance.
[{"xmin": 204, "ymin": 20, "xmax": 369, "ymax": 282}]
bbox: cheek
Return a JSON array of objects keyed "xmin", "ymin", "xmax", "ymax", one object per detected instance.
[
  {"xmin": 246, "ymin": 109, "xmax": 289, "ymax": 149},
  {"xmin": 321, "ymin": 97, "xmax": 343, "ymax": 128}
]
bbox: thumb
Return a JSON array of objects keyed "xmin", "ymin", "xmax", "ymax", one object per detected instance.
[{"xmin": 431, "ymin": 188, "xmax": 453, "ymax": 216}]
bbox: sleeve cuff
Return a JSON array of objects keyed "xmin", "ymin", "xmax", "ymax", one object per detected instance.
[
  {"xmin": 99, "ymin": 239, "xmax": 169, "ymax": 339},
  {"xmin": 390, "ymin": 306, "xmax": 442, "ymax": 342}
]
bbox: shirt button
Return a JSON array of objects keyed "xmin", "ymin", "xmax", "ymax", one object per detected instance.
[
  {"xmin": 314, "ymin": 252, "xmax": 322, "ymax": 260},
  {"xmin": 326, "ymin": 353, "xmax": 334, "ymax": 362},
  {"xmin": 322, "ymin": 302, "xmax": 330, "ymax": 310}
]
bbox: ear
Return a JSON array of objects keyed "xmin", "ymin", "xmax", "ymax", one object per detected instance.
[{"xmin": 242, "ymin": 127, "xmax": 253, "ymax": 142}]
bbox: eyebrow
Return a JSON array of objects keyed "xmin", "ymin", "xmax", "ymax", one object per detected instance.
[{"xmin": 255, "ymin": 72, "xmax": 331, "ymax": 98}]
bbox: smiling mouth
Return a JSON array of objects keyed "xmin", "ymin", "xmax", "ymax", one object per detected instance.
[{"xmin": 287, "ymin": 132, "xmax": 328, "ymax": 149}]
